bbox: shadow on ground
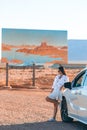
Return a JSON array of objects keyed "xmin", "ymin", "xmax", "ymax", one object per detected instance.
[{"xmin": 0, "ymin": 121, "xmax": 87, "ymax": 130}]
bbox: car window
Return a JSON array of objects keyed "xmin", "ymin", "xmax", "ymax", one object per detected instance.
[
  {"xmin": 73, "ymin": 72, "xmax": 85, "ymax": 88},
  {"xmin": 83, "ymin": 75, "xmax": 87, "ymax": 86},
  {"xmin": 75, "ymin": 75, "xmax": 84, "ymax": 87}
]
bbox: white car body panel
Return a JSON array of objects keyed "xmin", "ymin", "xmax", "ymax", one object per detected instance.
[{"xmin": 62, "ymin": 68, "xmax": 87, "ymax": 124}]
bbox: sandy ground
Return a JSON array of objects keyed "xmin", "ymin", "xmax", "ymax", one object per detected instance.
[{"xmin": 0, "ymin": 88, "xmax": 87, "ymax": 130}]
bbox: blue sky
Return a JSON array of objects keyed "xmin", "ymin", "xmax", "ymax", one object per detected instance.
[
  {"xmin": 0, "ymin": 0, "xmax": 87, "ymax": 39},
  {"xmin": 68, "ymin": 40, "xmax": 87, "ymax": 64},
  {"xmin": 2, "ymin": 28, "xmax": 67, "ymax": 46},
  {"xmin": 0, "ymin": 0, "xmax": 87, "ymax": 59}
]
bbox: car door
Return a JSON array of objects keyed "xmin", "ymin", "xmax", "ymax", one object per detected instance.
[
  {"xmin": 77, "ymin": 70, "xmax": 87, "ymax": 123},
  {"xmin": 67, "ymin": 70, "xmax": 86, "ymax": 118}
]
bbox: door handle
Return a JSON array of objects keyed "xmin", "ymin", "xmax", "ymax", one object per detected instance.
[
  {"xmin": 74, "ymin": 91, "xmax": 78, "ymax": 95},
  {"xmin": 78, "ymin": 91, "xmax": 82, "ymax": 95},
  {"xmin": 75, "ymin": 91, "xmax": 82, "ymax": 95}
]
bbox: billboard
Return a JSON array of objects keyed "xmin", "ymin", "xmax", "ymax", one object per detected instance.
[
  {"xmin": 2, "ymin": 28, "xmax": 67, "ymax": 67},
  {"xmin": 68, "ymin": 40, "xmax": 87, "ymax": 64}
]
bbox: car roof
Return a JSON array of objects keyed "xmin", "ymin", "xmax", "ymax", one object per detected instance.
[
  {"xmin": 80, "ymin": 67, "xmax": 87, "ymax": 72},
  {"xmin": 74, "ymin": 67, "xmax": 87, "ymax": 78}
]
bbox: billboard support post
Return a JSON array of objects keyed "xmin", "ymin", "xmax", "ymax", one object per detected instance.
[
  {"xmin": 32, "ymin": 63, "xmax": 35, "ymax": 86},
  {"xmin": 6, "ymin": 63, "xmax": 8, "ymax": 86}
]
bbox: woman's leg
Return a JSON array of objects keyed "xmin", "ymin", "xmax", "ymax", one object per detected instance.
[
  {"xmin": 53, "ymin": 102, "xmax": 58, "ymax": 119},
  {"xmin": 46, "ymin": 96, "xmax": 59, "ymax": 119},
  {"xmin": 46, "ymin": 96, "xmax": 58, "ymax": 104}
]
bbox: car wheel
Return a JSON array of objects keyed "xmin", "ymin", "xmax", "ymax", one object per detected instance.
[{"xmin": 61, "ymin": 98, "xmax": 73, "ymax": 122}]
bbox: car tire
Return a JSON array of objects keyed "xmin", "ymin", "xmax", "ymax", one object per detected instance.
[{"xmin": 61, "ymin": 98, "xmax": 73, "ymax": 122}]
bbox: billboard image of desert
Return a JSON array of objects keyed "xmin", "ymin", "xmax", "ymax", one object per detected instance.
[{"xmin": 2, "ymin": 29, "xmax": 67, "ymax": 66}]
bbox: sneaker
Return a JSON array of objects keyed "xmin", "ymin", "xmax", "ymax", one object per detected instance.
[{"xmin": 47, "ymin": 118, "xmax": 56, "ymax": 122}]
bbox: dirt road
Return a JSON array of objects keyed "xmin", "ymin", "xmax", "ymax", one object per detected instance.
[{"xmin": 0, "ymin": 88, "xmax": 87, "ymax": 130}]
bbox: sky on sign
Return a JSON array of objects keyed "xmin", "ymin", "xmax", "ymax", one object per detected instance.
[{"xmin": 2, "ymin": 28, "xmax": 67, "ymax": 46}]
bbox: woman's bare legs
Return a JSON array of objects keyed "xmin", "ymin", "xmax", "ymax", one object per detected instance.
[
  {"xmin": 53, "ymin": 102, "xmax": 58, "ymax": 119},
  {"xmin": 46, "ymin": 96, "xmax": 59, "ymax": 119}
]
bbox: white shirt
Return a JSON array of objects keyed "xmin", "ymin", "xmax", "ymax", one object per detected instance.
[{"xmin": 52, "ymin": 75, "xmax": 69, "ymax": 91}]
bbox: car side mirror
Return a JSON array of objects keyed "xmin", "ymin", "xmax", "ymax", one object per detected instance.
[{"xmin": 64, "ymin": 82, "xmax": 72, "ymax": 90}]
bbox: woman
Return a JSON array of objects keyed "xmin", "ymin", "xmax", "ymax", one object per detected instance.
[{"xmin": 46, "ymin": 65, "xmax": 69, "ymax": 121}]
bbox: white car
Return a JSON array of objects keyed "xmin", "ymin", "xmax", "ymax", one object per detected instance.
[{"xmin": 61, "ymin": 68, "xmax": 87, "ymax": 124}]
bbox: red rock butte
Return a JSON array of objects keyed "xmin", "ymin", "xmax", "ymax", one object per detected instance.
[{"xmin": 16, "ymin": 42, "xmax": 68, "ymax": 63}]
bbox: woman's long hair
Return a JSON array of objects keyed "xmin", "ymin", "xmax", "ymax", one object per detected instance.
[{"xmin": 58, "ymin": 65, "xmax": 66, "ymax": 75}]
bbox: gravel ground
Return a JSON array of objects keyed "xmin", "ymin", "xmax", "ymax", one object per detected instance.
[{"xmin": 0, "ymin": 88, "xmax": 87, "ymax": 130}]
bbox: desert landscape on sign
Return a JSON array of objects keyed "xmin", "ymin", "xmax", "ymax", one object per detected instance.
[{"xmin": 2, "ymin": 42, "xmax": 67, "ymax": 65}]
